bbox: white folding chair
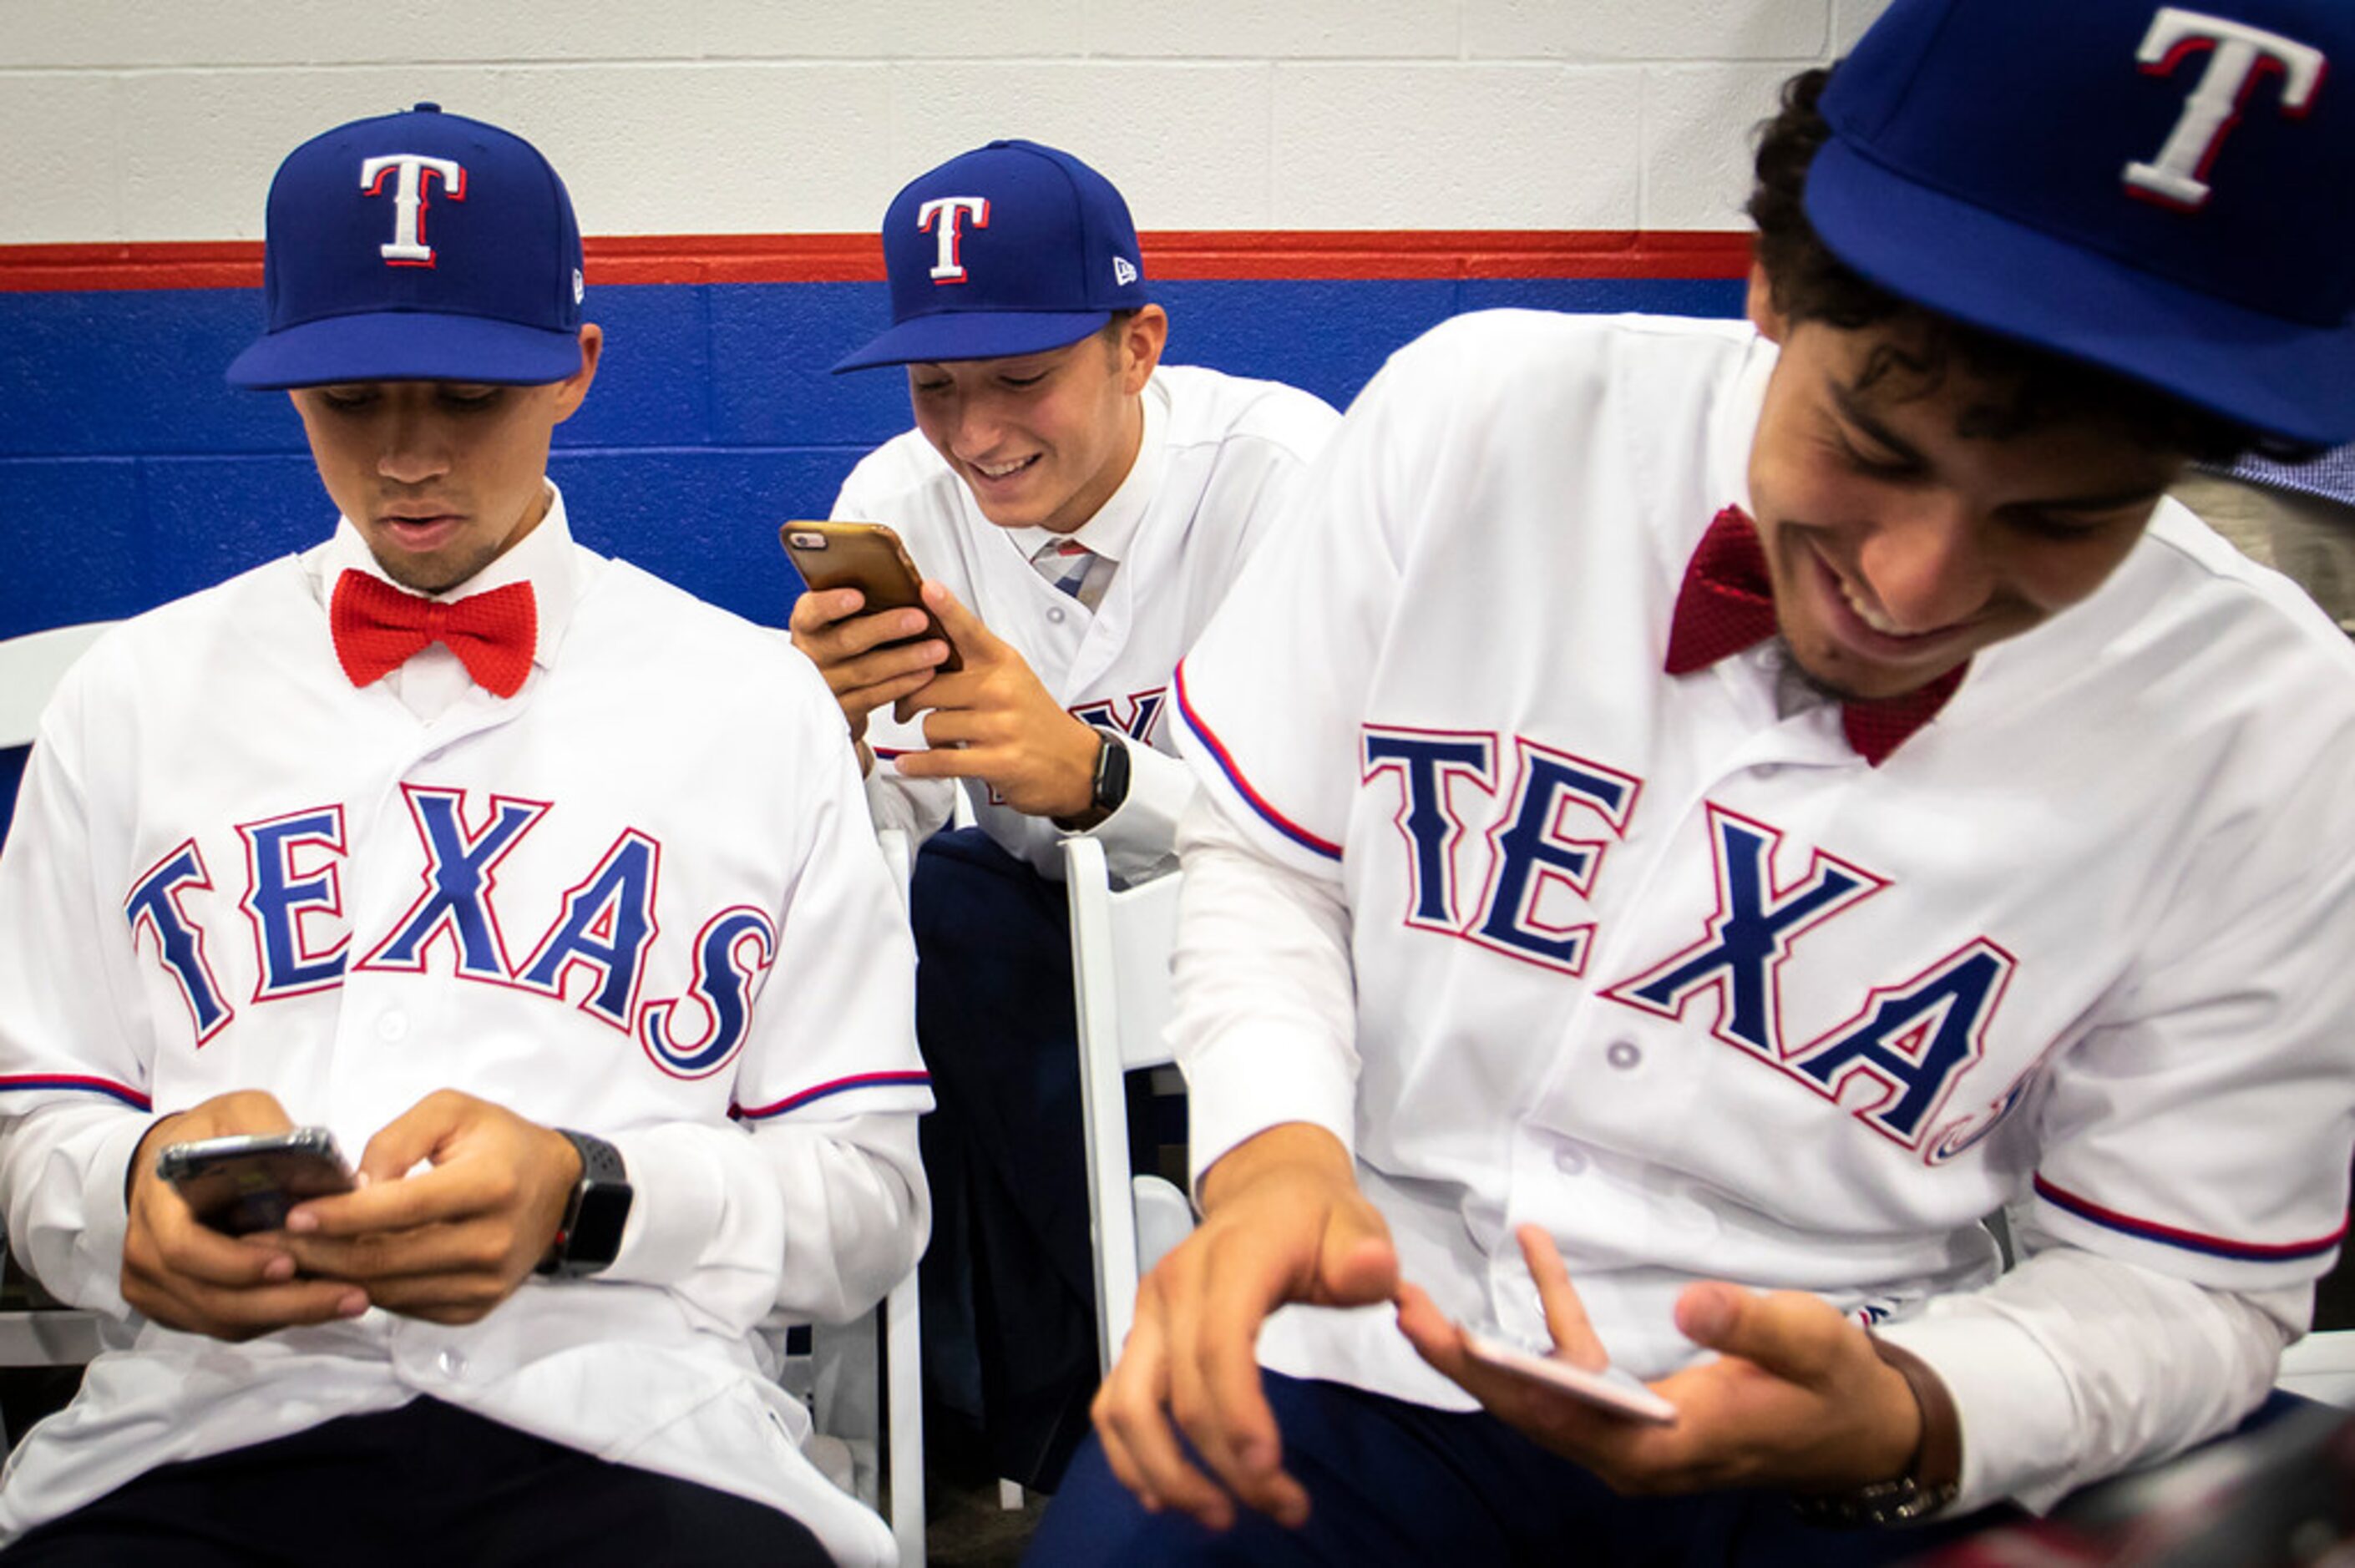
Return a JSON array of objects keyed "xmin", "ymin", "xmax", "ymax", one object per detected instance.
[
  {"xmin": 0, "ymin": 623, "xmax": 117, "ymax": 751},
  {"xmin": 1062, "ymin": 835, "xmax": 1194, "ymax": 1378}
]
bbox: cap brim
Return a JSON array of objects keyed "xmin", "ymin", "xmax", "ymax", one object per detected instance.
[
  {"xmin": 831, "ymin": 310, "xmax": 1112, "ymax": 373},
  {"xmin": 225, "ymin": 312, "xmax": 585, "ymax": 389},
  {"xmin": 1804, "ymin": 137, "xmax": 2355, "ymax": 451}
]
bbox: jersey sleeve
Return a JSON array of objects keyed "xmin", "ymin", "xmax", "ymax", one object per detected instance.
[
  {"xmin": 1085, "ymin": 394, "xmax": 1342, "ymax": 887},
  {"xmin": 0, "ymin": 645, "xmax": 163, "ymax": 1315},
  {"xmin": 1171, "ymin": 348, "xmax": 1441, "ymax": 879},
  {"xmin": 2026, "ymin": 695, "xmax": 2355, "ymax": 1292}
]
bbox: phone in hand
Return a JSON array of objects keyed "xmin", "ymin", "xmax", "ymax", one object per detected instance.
[
  {"xmin": 780, "ymin": 520, "xmax": 963, "ymax": 673},
  {"xmin": 154, "ymin": 1127, "xmax": 356, "ymax": 1236},
  {"xmin": 1459, "ymin": 1327, "xmax": 1679, "ymax": 1424}
]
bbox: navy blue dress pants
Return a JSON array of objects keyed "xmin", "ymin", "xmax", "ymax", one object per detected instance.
[{"xmin": 1026, "ymin": 1369, "xmax": 2017, "ymax": 1565}]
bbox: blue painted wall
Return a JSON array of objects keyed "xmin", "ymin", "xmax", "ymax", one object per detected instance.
[{"xmin": 0, "ymin": 272, "xmax": 1744, "ymax": 827}]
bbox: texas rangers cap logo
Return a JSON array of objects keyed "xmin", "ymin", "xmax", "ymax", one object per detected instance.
[
  {"xmin": 2124, "ymin": 7, "xmax": 2326, "ymax": 210},
  {"xmin": 919, "ymin": 195, "xmax": 990, "ymax": 283},
  {"xmin": 360, "ymin": 153, "xmax": 468, "ymax": 267}
]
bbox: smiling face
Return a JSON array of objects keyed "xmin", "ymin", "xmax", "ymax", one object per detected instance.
[
  {"xmin": 287, "ymin": 326, "xmax": 602, "ymax": 594},
  {"xmin": 907, "ymin": 306, "xmax": 1167, "ymax": 534},
  {"xmin": 1744, "ymin": 276, "xmax": 2184, "ymax": 702}
]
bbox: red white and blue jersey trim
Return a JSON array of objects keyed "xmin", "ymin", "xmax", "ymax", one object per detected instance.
[
  {"xmin": 1172, "ymin": 661, "xmax": 1342, "ymax": 862},
  {"xmin": 0, "ymin": 1073, "xmax": 152, "ymax": 1112},
  {"xmin": 2033, "ymin": 1174, "xmax": 2347, "ymax": 1264},
  {"xmin": 734, "ymin": 1069, "xmax": 933, "ymax": 1121}
]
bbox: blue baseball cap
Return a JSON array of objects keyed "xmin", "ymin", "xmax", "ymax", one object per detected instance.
[
  {"xmin": 226, "ymin": 104, "xmax": 585, "ymax": 389},
  {"xmin": 833, "ymin": 139, "xmax": 1150, "ymax": 372},
  {"xmin": 1804, "ymin": 0, "xmax": 2355, "ymax": 450}
]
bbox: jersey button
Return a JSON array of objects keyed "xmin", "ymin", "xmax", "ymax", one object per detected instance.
[
  {"xmin": 1605, "ymin": 1039, "xmax": 1642, "ymax": 1070},
  {"xmin": 1046, "ymin": 605, "xmax": 1066, "ymax": 624},
  {"xmin": 437, "ymin": 1348, "xmax": 467, "ymax": 1379},
  {"xmin": 377, "ymin": 1011, "xmax": 410, "ymax": 1043},
  {"xmin": 1552, "ymin": 1145, "xmax": 1588, "ymax": 1176}
]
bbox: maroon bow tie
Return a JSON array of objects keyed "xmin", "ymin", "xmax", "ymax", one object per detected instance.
[
  {"xmin": 330, "ymin": 569, "xmax": 538, "ymax": 699},
  {"xmin": 1664, "ymin": 506, "xmax": 1963, "ymax": 767}
]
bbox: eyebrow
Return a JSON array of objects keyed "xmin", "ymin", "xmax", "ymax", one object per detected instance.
[
  {"xmin": 1829, "ymin": 378, "xmax": 1927, "ymax": 467},
  {"xmin": 1826, "ymin": 377, "xmax": 2168, "ymax": 513}
]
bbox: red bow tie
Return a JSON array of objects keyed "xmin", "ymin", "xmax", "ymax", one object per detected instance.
[
  {"xmin": 1664, "ymin": 505, "xmax": 1963, "ymax": 767},
  {"xmin": 330, "ymin": 569, "xmax": 538, "ymax": 699}
]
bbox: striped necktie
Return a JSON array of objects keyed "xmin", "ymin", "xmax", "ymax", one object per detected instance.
[{"xmin": 1032, "ymin": 539, "xmax": 1110, "ymax": 612}]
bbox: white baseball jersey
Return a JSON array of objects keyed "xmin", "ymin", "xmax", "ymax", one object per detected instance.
[
  {"xmin": 1172, "ymin": 311, "xmax": 2355, "ymax": 1505},
  {"xmin": 0, "ymin": 493, "xmax": 932, "ymax": 1566},
  {"xmin": 839, "ymin": 363, "xmax": 1338, "ymax": 883}
]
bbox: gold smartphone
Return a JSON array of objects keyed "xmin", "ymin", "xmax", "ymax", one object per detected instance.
[{"xmin": 780, "ymin": 521, "xmax": 961, "ymax": 672}]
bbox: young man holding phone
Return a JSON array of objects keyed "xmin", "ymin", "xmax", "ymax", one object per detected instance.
[
  {"xmin": 1035, "ymin": 0, "xmax": 2355, "ymax": 1560},
  {"xmin": 0, "ymin": 105, "xmax": 929, "ymax": 1565},
  {"xmin": 791, "ymin": 139, "xmax": 1338, "ymax": 1490}
]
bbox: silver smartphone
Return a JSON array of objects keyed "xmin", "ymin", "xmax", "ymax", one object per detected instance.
[
  {"xmin": 1458, "ymin": 1328, "xmax": 1679, "ymax": 1424},
  {"xmin": 154, "ymin": 1127, "xmax": 355, "ymax": 1236}
]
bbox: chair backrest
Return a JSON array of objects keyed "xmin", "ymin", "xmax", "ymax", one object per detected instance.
[
  {"xmin": 0, "ymin": 624, "xmax": 117, "ymax": 751},
  {"xmin": 1063, "ymin": 835, "xmax": 1193, "ymax": 1377}
]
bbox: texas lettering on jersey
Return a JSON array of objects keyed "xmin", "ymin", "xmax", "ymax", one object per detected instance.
[
  {"xmin": 1361, "ymin": 726, "xmax": 2023, "ymax": 1164},
  {"xmin": 124, "ymin": 783, "xmax": 775, "ymax": 1080}
]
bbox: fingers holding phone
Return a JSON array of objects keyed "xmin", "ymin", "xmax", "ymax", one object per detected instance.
[
  {"xmin": 276, "ymin": 1089, "xmax": 584, "ymax": 1327},
  {"xmin": 124, "ymin": 1092, "xmax": 367, "ymax": 1339},
  {"xmin": 782, "ymin": 522, "xmax": 960, "ymax": 740}
]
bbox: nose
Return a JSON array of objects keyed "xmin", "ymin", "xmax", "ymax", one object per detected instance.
[
  {"xmin": 376, "ymin": 402, "xmax": 452, "ymax": 487},
  {"xmin": 1853, "ymin": 493, "xmax": 1996, "ymax": 632},
  {"xmin": 947, "ymin": 392, "xmax": 1011, "ymax": 462}
]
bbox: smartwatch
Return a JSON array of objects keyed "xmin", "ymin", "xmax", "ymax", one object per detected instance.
[
  {"xmin": 1055, "ymin": 730, "xmax": 1132, "ymax": 830},
  {"xmin": 537, "ymin": 1128, "xmax": 633, "ymax": 1278}
]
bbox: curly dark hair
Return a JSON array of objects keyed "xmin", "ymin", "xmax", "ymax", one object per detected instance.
[{"xmin": 1747, "ymin": 67, "xmax": 2258, "ymax": 463}]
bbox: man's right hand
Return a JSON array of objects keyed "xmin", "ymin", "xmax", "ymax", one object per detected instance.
[
  {"xmin": 788, "ymin": 585, "xmax": 954, "ymax": 760},
  {"xmin": 122, "ymin": 1090, "xmax": 367, "ymax": 1340},
  {"xmin": 1090, "ymin": 1122, "xmax": 1397, "ymax": 1532}
]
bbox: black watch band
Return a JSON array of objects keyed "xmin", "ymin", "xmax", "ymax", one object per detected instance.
[
  {"xmin": 1055, "ymin": 730, "xmax": 1132, "ymax": 829},
  {"xmin": 537, "ymin": 1128, "xmax": 633, "ymax": 1279}
]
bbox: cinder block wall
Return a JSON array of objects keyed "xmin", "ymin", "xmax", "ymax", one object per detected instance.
[{"xmin": 5, "ymin": 1, "xmax": 1887, "ymax": 243}]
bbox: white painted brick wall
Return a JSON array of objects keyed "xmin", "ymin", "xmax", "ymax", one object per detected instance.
[{"xmin": 0, "ymin": 0, "xmax": 1891, "ymax": 245}]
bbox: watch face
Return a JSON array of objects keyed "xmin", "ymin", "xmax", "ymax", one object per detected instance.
[
  {"xmin": 565, "ymin": 1181, "xmax": 633, "ymax": 1268},
  {"xmin": 1097, "ymin": 732, "xmax": 1132, "ymax": 812}
]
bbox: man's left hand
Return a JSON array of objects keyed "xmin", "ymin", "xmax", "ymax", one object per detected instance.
[
  {"xmin": 278, "ymin": 1090, "xmax": 584, "ymax": 1325},
  {"xmin": 1395, "ymin": 1224, "xmax": 1925, "ymax": 1496},
  {"xmin": 889, "ymin": 581, "xmax": 1106, "ymax": 820}
]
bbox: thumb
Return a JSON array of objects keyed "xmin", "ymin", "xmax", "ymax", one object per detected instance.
[
  {"xmin": 354, "ymin": 1095, "xmax": 468, "ymax": 1186},
  {"xmin": 1314, "ymin": 1201, "xmax": 1400, "ymax": 1307},
  {"xmin": 1676, "ymin": 1282, "xmax": 1841, "ymax": 1383}
]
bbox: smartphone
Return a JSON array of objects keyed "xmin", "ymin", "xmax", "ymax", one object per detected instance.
[
  {"xmin": 154, "ymin": 1127, "xmax": 356, "ymax": 1236},
  {"xmin": 1459, "ymin": 1328, "xmax": 1679, "ymax": 1425},
  {"xmin": 779, "ymin": 521, "xmax": 962, "ymax": 673}
]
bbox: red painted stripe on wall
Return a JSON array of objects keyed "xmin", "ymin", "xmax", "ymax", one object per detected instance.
[{"xmin": 0, "ymin": 230, "xmax": 1753, "ymax": 292}]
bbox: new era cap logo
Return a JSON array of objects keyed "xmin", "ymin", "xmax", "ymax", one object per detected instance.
[
  {"xmin": 1112, "ymin": 255, "xmax": 1138, "ymax": 286},
  {"xmin": 361, "ymin": 154, "xmax": 467, "ymax": 267},
  {"xmin": 919, "ymin": 195, "xmax": 990, "ymax": 284},
  {"xmin": 2124, "ymin": 7, "xmax": 2325, "ymax": 210}
]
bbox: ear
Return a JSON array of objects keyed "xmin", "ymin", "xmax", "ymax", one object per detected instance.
[
  {"xmin": 1120, "ymin": 305, "xmax": 1169, "ymax": 395},
  {"xmin": 551, "ymin": 323, "xmax": 604, "ymax": 423},
  {"xmin": 1745, "ymin": 260, "xmax": 1788, "ymax": 346}
]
